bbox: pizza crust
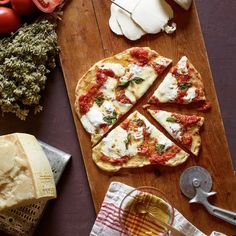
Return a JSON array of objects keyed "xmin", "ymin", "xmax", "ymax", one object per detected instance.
[
  {"xmin": 188, "ymin": 119, "xmax": 204, "ymax": 155},
  {"xmin": 92, "ymin": 146, "xmax": 150, "ymax": 172}
]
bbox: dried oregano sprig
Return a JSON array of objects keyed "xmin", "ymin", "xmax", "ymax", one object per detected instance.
[{"xmin": 0, "ymin": 20, "xmax": 59, "ymax": 120}]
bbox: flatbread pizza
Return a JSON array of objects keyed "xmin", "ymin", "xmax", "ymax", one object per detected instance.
[
  {"xmin": 92, "ymin": 111, "xmax": 189, "ymax": 172},
  {"xmin": 75, "ymin": 47, "xmax": 172, "ymax": 145},
  {"xmin": 149, "ymin": 56, "xmax": 206, "ymax": 104},
  {"xmin": 148, "ymin": 109, "xmax": 204, "ymax": 155}
]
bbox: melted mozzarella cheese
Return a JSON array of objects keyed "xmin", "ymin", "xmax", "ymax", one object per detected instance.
[
  {"xmin": 153, "ymin": 73, "xmax": 178, "ymax": 102},
  {"xmin": 127, "ymin": 65, "xmax": 157, "ymax": 98},
  {"xmin": 168, "ymin": 123, "xmax": 182, "ymax": 140},
  {"xmin": 80, "ymin": 104, "xmax": 106, "ymax": 134},
  {"xmin": 119, "ymin": 64, "xmax": 144, "ymax": 83},
  {"xmin": 125, "ymin": 90, "xmax": 136, "ymax": 103},
  {"xmin": 151, "ymin": 110, "xmax": 182, "ymax": 140},
  {"xmin": 137, "ymin": 112, "xmax": 156, "ymax": 137},
  {"xmin": 129, "ymin": 64, "xmax": 143, "ymax": 75},
  {"xmin": 157, "ymin": 134, "xmax": 173, "ymax": 151},
  {"xmin": 102, "ymin": 100, "xmax": 115, "ymax": 113},
  {"xmin": 138, "ymin": 112, "xmax": 175, "ymax": 147},
  {"xmin": 177, "ymin": 56, "xmax": 188, "ymax": 75},
  {"xmin": 100, "ymin": 63, "xmax": 126, "ymax": 77},
  {"xmin": 101, "ymin": 126, "xmax": 138, "ymax": 159},
  {"xmin": 154, "ymin": 56, "xmax": 172, "ymax": 67},
  {"xmin": 132, "ymin": 0, "xmax": 173, "ymax": 34},
  {"xmin": 100, "ymin": 77, "xmax": 117, "ymax": 99},
  {"xmin": 86, "ymin": 105, "xmax": 104, "ymax": 126},
  {"xmin": 80, "ymin": 115, "xmax": 96, "ymax": 134},
  {"xmin": 113, "ymin": 100, "xmax": 132, "ymax": 114},
  {"xmin": 183, "ymin": 87, "xmax": 196, "ymax": 103},
  {"xmin": 132, "ymin": 127, "xmax": 144, "ymax": 140}
]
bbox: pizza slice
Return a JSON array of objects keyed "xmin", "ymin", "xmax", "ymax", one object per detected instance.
[
  {"xmin": 75, "ymin": 47, "xmax": 172, "ymax": 146},
  {"xmin": 92, "ymin": 111, "xmax": 189, "ymax": 172},
  {"xmin": 148, "ymin": 109, "xmax": 204, "ymax": 155},
  {"xmin": 149, "ymin": 56, "xmax": 206, "ymax": 104}
]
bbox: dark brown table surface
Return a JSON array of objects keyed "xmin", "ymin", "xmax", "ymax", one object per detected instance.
[{"xmin": 0, "ymin": 1, "xmax": 235, "ymax": 235}]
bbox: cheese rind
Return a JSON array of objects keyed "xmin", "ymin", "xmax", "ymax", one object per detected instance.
[{"xmin": 0, "ymin": 133, "xmax": 56, "ymax": 211}]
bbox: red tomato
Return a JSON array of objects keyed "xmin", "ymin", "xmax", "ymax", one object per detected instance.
[
  {"xmin": 11, "ymin": 0, "xmax": 37, "ymax": 16},
  {"xmin": 0, "ymin": 0, "xmax": 10, "ymax": 5},
  {"xmin": 32, "ymin": 0, "xmax": 62, "ymax": 13},
  {"xmin": 0, "ymin": 7, "xmax": 22, "ymax": 34}
]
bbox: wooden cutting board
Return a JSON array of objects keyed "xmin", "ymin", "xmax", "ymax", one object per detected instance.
[{"xmin": 57, "ymin": 0, "xmax": 236, "ymax": 234}]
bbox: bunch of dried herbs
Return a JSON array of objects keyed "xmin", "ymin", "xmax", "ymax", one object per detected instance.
[{"xmin": 0, "ymin": 20, "xmax": 59, "ymax": 120}]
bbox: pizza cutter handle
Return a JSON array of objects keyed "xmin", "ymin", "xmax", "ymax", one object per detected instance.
[{"xmin": 203, "ymin": 201, "xmax": 236, "ymax": 226}]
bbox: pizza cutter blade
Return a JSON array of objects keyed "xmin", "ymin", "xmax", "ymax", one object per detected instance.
[{"xmin": 179, "ymin": 166, "xmax": 236, "ymax": 226}]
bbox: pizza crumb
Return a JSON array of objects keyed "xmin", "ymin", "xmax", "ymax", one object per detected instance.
[
  {"xmin": 197, "ymin": 101, "xmax": 212, "ymax": 112},
  {"xmin": 142, "ymin": 104, "xmax": 151, "ymax": 109}
]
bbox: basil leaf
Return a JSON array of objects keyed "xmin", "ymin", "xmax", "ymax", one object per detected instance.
[
  {"xmin": 136, "ymin": 118, "xmax": 143, "ymax": 127},
  {"xmin": 127, "ymin": 133, "xmax": 132, "ymax": 140},
  {"xmin": 132, "ymin": 77, "xmax": 144, "ymax": 84},
  {"xmin": 156, "ymin": 144, "xmax": 165, "ymax": 153},
  {"xmin": 103, "ymin": 116, "xmax": 116, "ymax": 125},
  {"xmin": 118, "ymin": 77, "xmax": 144, "ymax": 88},
  {"xmin": 180, "ymin": 82, "xmax": 191, "ymax": 90},
  {"xmin": 166, "ymin": 117, "xmax": 177, "ymax": 122},
  {"xmin": 124, "ymin": 133, "xmax": 132, "ymax": 150},
  {"xmin": 103, "ymin": 110, "xmax": 117, "ymax": 125},
  {"xmin": 94, "ymin": 96, "xmax": 104, "ymax": 107},
  {"xmin": 118, "ymin": 81, "xmax": 130, "ymax": 88}
]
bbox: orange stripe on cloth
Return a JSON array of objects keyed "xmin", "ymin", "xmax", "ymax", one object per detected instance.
[
  {"xmin": 102, "ymin": 202, "xmax": 163, "ymax": 231},
  {"xmin": 99, "ymin": 202, "xmax": 165, "ymax": 236}
]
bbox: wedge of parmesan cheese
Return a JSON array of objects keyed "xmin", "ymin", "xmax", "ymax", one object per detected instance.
[{"xmin": 0, "ymin": 133, "xmax": 56, "ymax": 211}]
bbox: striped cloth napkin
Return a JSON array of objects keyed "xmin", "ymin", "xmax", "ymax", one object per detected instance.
[{"xmin": 90, "ymin": 182, "xmax": 226, "ymax": 236}]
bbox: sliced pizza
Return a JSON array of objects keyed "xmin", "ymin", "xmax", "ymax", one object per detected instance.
[
  {"xmin": 75, "ymin": 47, "xmax": 172, "ymax": 145},
  {"xmin": 148, "ymin": 109, "xmax": 204, "ymax": 155},
  {"xmin": 149, "ymin": 56, "xmax": 206, "ymax": 104},
  {"xmin": 92, "ymin": 111, "xmax": 189, "ymax": 172}
]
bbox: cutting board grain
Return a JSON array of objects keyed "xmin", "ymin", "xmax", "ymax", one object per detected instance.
[{"xmin": 58, "ymin": 0, "xmax": 236, "ymax": 234}]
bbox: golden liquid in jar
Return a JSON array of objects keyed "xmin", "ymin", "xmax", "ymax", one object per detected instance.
[{"xmin": 121, "ymin": 192, "xmax": 172, "ymax": 236}]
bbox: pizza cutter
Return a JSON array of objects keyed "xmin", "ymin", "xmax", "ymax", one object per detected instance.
[{"xmin": 179, "ymin": 166, "xmax": 236, "ymax": 225}]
